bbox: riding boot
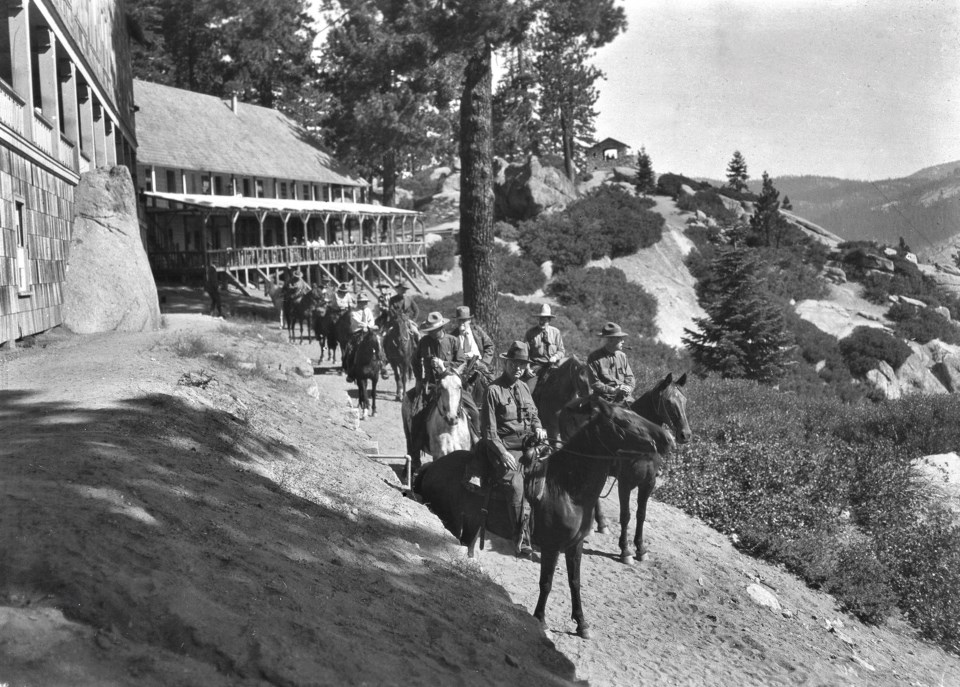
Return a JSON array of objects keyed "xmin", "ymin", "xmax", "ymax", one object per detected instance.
[{"xmin": 515, "ymin": 504, "xmax": 533, "ymax": 558}]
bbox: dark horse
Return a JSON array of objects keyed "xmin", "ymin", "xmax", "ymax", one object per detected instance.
[
  {"xmin": 313, "ymin": 304, "xmax": 344, "ymax": 365},
  {"xmin": 288, "ymin": 286, "xmax": 323, "ymax": 344},
  {"xmin": 531, "ymin": 356, "xmax": 591, "ymax": 442},
  {"xmin": 343, "ymin": 328, "xmax": 383, "ymax": 418},
  {"xmin": 414, "ymin": 398, "xmax": 675, "ymax": 639},
  {"xmin": 382, "ymin": 309, "xmax": 419, "ymax": 401},
  {"xmin": 560, "ymin": 372, "xmax": 692, "ymax": 565}
]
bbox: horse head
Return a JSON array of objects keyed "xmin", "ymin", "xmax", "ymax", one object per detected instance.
[
  {"xmin": 435, "ymin": 366, "xmax": 464, "ymax": 425},
  {"xmin": 589, "ymin": 398, "xmax": 676, "ymax": 457},
  {"xmin": 631, "ymin": 372, "xmax": 692, "ymax": 444}
]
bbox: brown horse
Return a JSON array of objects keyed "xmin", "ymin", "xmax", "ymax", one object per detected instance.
[
  {"xmin": 414, "ymin": 398, "xmax": 675, "ymax": 639},
  {"xmin": 560, "ymin": 372, "xmax": 692, "ymax": 565},
  {"xmin": 531, "ymin": 356, "xmax": 590, "ymax": 442},
  {"xmin": 287, "ymin": 286, "xmax": 323, "ymax": 344},
  {"xmin": 313, "ymin": 303, "xmax": 342, "ymax": 364},
  {"xmin": 343, "ymin": 328, "xmax": 383, "ymax": 418},
  {"xmin": 382, "ymin": 309, "xmax": 419, "ymax": 401}
]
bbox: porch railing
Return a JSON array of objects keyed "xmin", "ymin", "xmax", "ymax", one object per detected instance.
[
  {"xmin": 0, "ymin": 78, "xmax": 25, "ymax": 136},
  {"xmin": 58, "ymin": 134, "xmax": 77, "ymax": 170},
  {"xmin": 32, "ymin": 112, "xmax": 54, "ymax": 156}
]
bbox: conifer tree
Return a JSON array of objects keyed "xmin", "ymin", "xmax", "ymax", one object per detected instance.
[
  {"xmin": 683, "ymin": 248, "xmax": 793, "ymax": 383},
  {"xmin": 782, "ymin": 195, "xmax": 793, "ymax": 211},
  {"xmin": 634, "ymin": 146, "xmax": 655, "ymax": 195},
  {"xmin": 749, "ymin": 171, "xmax": 783, "ymax": 247},
  {"xmin": 726, "ymin": 150, "xmax": 749, "ymax": 192}
]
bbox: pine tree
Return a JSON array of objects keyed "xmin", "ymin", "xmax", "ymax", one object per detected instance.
[
  {"xmin": 726, "ymin": 150, "xmax": 749, "ymax": 192},
  {"xmin": 748, "ymin": 171, "xmax": 783, "ymax": 247},
  {"xmin": 782, "ymin": 195, "xmax": 793, "ymax": 211},
  {"xmin": 683, "ymin": 248, "xmax": 793, "ymax": 383},
  {"xmin": 634, "ymin": 146, "xmax": 655, "ymax": 195}
]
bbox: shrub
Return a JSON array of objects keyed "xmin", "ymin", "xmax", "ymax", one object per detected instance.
[
  {"xmin": 838, "ymin": 326, "xmax": 912, "ymax": 376},
  {"xmin": 676, "ymin": 189, "xmax": 737, "ymax": 224},
  {"xmin": 426, "ymin": 237, "xmax": 457, "ymax": 273},
  {"xmin": 517, "ymin": 185, "xmax": 664, "ymax": 271},
  {"xmin": 547, "ymin": 266, "xmax": 658, "ymax": 339},
  {"xmin": 888, "ymin": 303, "xmax": 960, "ymax": 345},
  {"xmin": 494, "ymin": 220, "xmax": 519, "ymax": 242},
  {"xmin": 656, "ymin": 172, "xmax": 711, "ymax": 198},
  {"xmin": 492, "ymin": 244, "xmax": 545, "ymax": 296}
]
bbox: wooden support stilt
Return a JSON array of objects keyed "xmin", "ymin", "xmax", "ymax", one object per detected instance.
[
  {"xmin": 408, "ymin": 256, "xmax": 434, "ymax": 286},
  {"xmin": 345, "ymin": 262, "xmax": 378, "ymax": 295},
  {"xmin": 367, "ymin": 259, "xmax": 394, "ymax": 287},
  {"xmin": 392, "ymin": 259, "xmax": 424, "ymax": 294}
]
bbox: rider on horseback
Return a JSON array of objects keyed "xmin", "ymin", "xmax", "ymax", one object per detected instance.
[
  {"xmin": 407, "ymin": 312, "xmax": 481, "ymax": 456},
  {"xmin": 524, "ymin": 304, "xmax": 566, "ymax": 396},
  {"xmin": 333, "ymin": 282, "xmax": 356, "ymax": 311},
  {"xmin": 449, "ymin": 306, "xmax": 494, "ymax": 385},
  {"xmin": 343, "ymin": 292, "xmax": 377, "ymax": 382},
  {"xmin": 388, "ymin": 280, "xmax": 420, "ymax": 339},
  {"xmin": 586, "ymin": 322, "xmax": 635, "ymax": 404},
  {"xmin": 476, "ymin": 341, "xmax": 546, "ymax": 558}
]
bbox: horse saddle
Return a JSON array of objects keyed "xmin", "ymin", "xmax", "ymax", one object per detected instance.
[{"xmin": 521, "ymin": 444, "xmax": 551, "ymax": 506}]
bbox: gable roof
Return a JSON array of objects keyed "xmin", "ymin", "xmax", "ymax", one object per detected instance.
[
  {"xmin": 134, "ymin": 80, "xmax": 364, "ymax": 187},
  {"xmin": 588, "ymin": 137, "xmax": 631, "ymax": 151}
]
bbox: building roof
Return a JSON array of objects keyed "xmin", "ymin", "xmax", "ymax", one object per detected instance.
[
  {"xmin": 588, "ymin": 137, "xmax": 631, "ymax": 151},
  {"xmin": 143, "ymin": 191, "xmax": 420, "ymax": 217},
  {"xmin": 134, "ymin": 80, "xmax": 365, "ymax": 187}
]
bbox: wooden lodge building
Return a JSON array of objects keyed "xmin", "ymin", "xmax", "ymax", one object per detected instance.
[
  {"xmin": 134, "ymin": 80, "xmax": 428, "ymax": 294},
  {"xmin": 0, "ymin": 0, "xmax": 137, "ymax": 346}
]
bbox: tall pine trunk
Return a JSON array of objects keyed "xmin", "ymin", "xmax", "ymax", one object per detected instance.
[
  {"xmin": 459, "ymin": 45, "xmax": 500, "ymax": 342},
  {"xmin": 382, "ymin": 149, "xmax": 397, "ymax": 208},
  {"xmin": 561, "ymin": 108, "xmax": 574, "ymax": 182}
]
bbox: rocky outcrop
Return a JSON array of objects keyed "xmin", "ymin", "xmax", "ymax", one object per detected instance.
[
  {"xmin": 918, "ymin": 262, "xmax": 960, "ymax": 298},
  {"xmin": 494, "ymin": 156, "xmax": 577, "ymax": 222},
  {"xmin": 865, "ymin": 340, "xmax": 959, "ymax": 400},
  {"xmin": 62, "ymin": 166, "xmax": 161, "ymax": 334}
]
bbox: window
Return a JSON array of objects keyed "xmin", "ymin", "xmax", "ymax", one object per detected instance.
[
  {"xmin": 166, "ymin": 170, "xmax": 176, "ymax": 192},
  {"xmin": 214, "ymin": 176, "xmax": 222, "ymax": 195},
  {"xmin": 280, "ymin": 182, "xmax": 287, "ymax": 199},
  {"xmin": 201, "ymin": 176, "xmax": 211, "ymax": 194},
  {"xmin": 242, "ymin": 178, "xmax": 251, "ymax": 197},
  {"xmin": 303, "ymin": 184, "xmax": 310, "ymax": 200},
  {"xmin": 255, "ymin": 180, "xmax": 264, "ymax": 198},
  {"xmin": 15, "ymin": 200, "xmax": 30, "ymax": 295}
]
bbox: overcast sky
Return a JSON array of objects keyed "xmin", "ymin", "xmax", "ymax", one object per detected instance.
[{"xmin": 590, "ymin": 0, "xmax": 960, "ymax": 181}]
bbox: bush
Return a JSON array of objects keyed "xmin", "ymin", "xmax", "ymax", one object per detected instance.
[
  {"xmin": 676, "ymin": 189, "xmax": 737, "ymax": 224},
  {"xmin": 494, "ymin": 221, "xmax": 519, "ymax": 242},
  {"xmin": 888, "ymin": 302, "xmax": 960, "ymax": 345},
  {"xmin": 838, "ymin": 326, "xmax": 912, "ymax": 376},
  {"xmin": 492, "ymin": 244, "xmax": 545, "ymax": 296},
  {"xmin": 656, "ymin": 172, "xmax": 711, "ymax": 198},
  {"xmin": 426, "ymin": 237, "xmax": 457, "ymax": 273},
  {"xmin": 517, "ymin": 185, "xmax": 664, "ymax": 271},
  {"xmin": 547, "ymin": 266, "xmax": 658, "ymax": 339}
]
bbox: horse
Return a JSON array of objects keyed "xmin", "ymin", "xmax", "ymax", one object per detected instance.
[
  {"xmin": 261, "ymin": 278, "xmax": 285, "ymax": 329},
  {"xmin": 401, "ymin": 362, "xmax": 474, "ymax": 471},
  {"xmin": 531, "ymin": 356, "xmax": 591, "ymax": 442},
  {"xmin": 314, "ymin": 304, "xmax": 344, "ymax": 365},
  {"xmin": 382, "ymin": 309, "xmax": 419, "ymax": 401},
  {"xmin": 343, "ymin": 328, "xmax": 383, "ymax": 418},
  {"xmin": 560, "ymin": 372, "xmax": 692, "ymax": 565},
  {"xmin": 414, "ymin": 398, "xmax": 675, "ymax": 639},
  {"xmin": 287, "ymin": 286, "xmax": 323, "ymax": 344}
]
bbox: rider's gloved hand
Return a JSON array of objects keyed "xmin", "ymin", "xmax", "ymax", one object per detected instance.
[{"xmin": 534, "ymin": 428, "xmax": 547, "ymax": 443}]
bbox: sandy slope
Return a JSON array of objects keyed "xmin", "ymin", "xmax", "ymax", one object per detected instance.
[{"xmin": 3, "ymin": 288, "xmax": 960, "ymax": 685}]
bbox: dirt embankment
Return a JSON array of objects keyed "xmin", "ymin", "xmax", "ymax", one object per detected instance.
[{"xmin": 3, "ymin": 290, "xmax": 960, "ymax": 686}]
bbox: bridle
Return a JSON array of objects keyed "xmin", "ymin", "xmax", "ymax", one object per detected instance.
[{"xmin": 436, "ymin": 367, "xmax": 464, "ymax": 425}]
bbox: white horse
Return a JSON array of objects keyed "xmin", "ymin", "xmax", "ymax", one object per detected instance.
[
  {"xmin": 261, "ymin": 278, "xmax": 285, "ymax": 329},
  {"xmin": 427, "ymin": 365, "xmax": 474, "ymax": 459}
]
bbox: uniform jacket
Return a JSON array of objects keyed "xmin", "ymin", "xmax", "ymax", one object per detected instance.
[
  {"xmin": 449, "ymin": 321, "xmax": 494, "ymax": 367},
  {"xmin": 481, "ymin": 375, "xmax": 542, "ymax": 455},
  {"xmin": 416, "ymin": 333, "xmax": 463, "ymax": 386},
  {"xmin": 524, "ymin": 324, "xmax": 566, "ymax": 364},
  {"xmin": 586, "ymin": 347, "xmax": 635, "ymax": 399}
]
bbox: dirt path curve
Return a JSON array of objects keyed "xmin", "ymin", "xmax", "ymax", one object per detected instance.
[{"xmin": 325, "ymin": 345, "xmax": 960, "ymax": 687}]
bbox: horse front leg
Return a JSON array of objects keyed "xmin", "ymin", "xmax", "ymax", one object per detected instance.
[
  {"xmin": 566, "ymin": 542, "xmax": 591, "ymax": 639},
  {"xmin": 533, "ymin": 548, "xmax": 560, "ymax": 627},
  {"xmin": 393, "ymin": 365, "xmax": 402, "ymax": 402},
  {"xmin": 370, "ymin": 376, "xmax": 378, "ymax": 417},
  {"xmin": 618, "ymin": 478, "xmax": 635, "ymax": 565},
  {"xmin": 594, "ymin": 501, "xmax": 607, "ymax": 534},
  {"xmin": 634, "ymin": 471, "xmax": 656, "ymax": 562},
  {"xmin": 357, "ymin": 380, "xmax": 368, "ymax": 419}
]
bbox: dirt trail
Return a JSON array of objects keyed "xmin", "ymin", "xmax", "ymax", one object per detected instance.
[{"xmin": 2, "ymin": 292, "xmax": 960, "ymax": 686}]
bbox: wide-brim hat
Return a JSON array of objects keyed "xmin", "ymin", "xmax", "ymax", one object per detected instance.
[
  {"xmin": 454, "ymin": 305, "xmax": 473, "ymax": 320},
  {"xmin": 336, "ymin": 283, "xmax": 349, "ymax": 293},
  {"xmin": 500, "ymin": 340, "xmax": 531, "ymax": 362},
  {"xmin": 419, "ymin": 311, "xmax": 449, "ymax": 332},
  {"xmin": 394, "ymin": 280, "xmax": 411, "ymax": 291},
  {"xmin": 376, "ymin": 281, "xmax": 391, "ymax": 289},
  {"xmin": 533, "ymin": 304, "xmax": 554, "ymax": 319},
  {"xmin": 597, "ymin": 322, "xmax": 628, "ymax": 338},
  {"xmin": 357, "ymin": 292, "xmax": 370, "ymax": 303},
  {"xmin": 293, "ymin": 270, "xmax": 303, "ymax": 278}
]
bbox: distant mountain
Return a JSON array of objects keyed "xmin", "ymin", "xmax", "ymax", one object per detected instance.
[{"xmin": 757, "ymin": 162, "xmax": 960, "ymax": 260}]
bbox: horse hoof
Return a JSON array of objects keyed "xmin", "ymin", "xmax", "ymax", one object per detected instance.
[
  {"xmin": 596, "ymin": 525, "xmax": 607, "ymax": 534},
  {"xmin": 620, "ymin": 554, "xmax": 635, "ymax": 566},
  {"xmin": 577, "ymin": 624, "xmax": 592, "ymax": 640}
]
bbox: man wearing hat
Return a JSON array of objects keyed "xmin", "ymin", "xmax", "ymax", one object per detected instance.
[
  {"xmin": 477, "ymin": 341, "xmax": 547, "ymax": 557},
  {"xmin": 586, "ymin": 322, "xmax": 636, "ymax": 403},
  {"xmin": 388, "ymin": 280, "xmax": 420, "ymax": 331},
  {"xmin": 449, "ymin": 306, "xmax": 494, "ymax": 377},
  {"xmin": 333, "ymin": 282, "xmax": 356, "ymax": 311},
  {"xmin": 343, "ymin": 292, "xmax": 377, "ymax": 382},
  {"xmin": 523, "ymin": 303, "xmax": 566, "ymax": 395},
  {"xmin": 374, "ymin": 281, "xmax": 393, "ymax": 328}
]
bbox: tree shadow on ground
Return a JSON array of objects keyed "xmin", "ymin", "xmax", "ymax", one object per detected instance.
[{"xmin": 0, "ymin": 389, "xmax": 579, "ymax": 685}]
